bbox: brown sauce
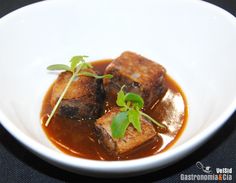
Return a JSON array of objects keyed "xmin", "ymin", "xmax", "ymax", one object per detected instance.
[{"xmin": 41, "ymin": 60, "xmax": 188, "ymax": 160}]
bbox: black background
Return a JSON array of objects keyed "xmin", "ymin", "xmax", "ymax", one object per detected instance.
[{"xmin": 0, "ymin": 0, "xmax": 236, "ymax": 182}]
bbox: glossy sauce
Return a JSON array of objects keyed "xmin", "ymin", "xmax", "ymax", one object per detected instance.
[{"xmin": 41, "ymin": 60, "xmax": 188, "ymax": 160}]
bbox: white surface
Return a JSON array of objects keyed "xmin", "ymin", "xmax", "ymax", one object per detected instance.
[{"xmin": 0, "ymin": 0, "xmax": 236, "ymax": 177}]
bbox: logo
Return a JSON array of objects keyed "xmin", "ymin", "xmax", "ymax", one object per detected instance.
[
  {"xmin": 180, "ymin": 161, "xmax": 233, "ymax": 181},
  {"xmin": 196, "ymin": 161, "xmax": 213, "ymax": 174}
]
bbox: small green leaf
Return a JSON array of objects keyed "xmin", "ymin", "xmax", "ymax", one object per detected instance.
[
  {"xmin": 78, "ymin": 71, "xmax": 95, "ymax": 77},
  {"xmin": 80, "ymin": 62, "xmax": 93, "ymax": 70},
  {"xmin": 111, "ymin": 111, "xmax": 130, "ymax": 138},
  {"xmin": 120, "ymin": 106, "xmax": 128, "ymax": 112},
  {"xmin": 116, "ymin": 85, "xmax": 126, "ymax": 107},
  {"xmin": 134, "ymin": 103, "xmax": 143, "ymax": 111},
  {"xmin": 79, "ymin": 71, "xmax": 113, "ymax": 79},
  {"xmin": 70, "ymin": 56, "xmax": 81, "ymax": 71},
  {"xmin": 70, "ymin": 56, "xmax": 88, "ymax": 72},
  {"xmin": 128, "ymin": 109, "xmax": 141, "ymax": 133},
  {"xmin": 124, "ymin": 93, "xmax": 144, "ymax": 109},
  {"xmin": 47, "ymin": 64, "xmax": 71, "ymax": 71},
  {"xmin": 98, "ymin": 74, "xmax": 113, "ymax": 79}
]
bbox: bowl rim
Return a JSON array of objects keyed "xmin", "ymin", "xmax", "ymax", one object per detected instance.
[{"xmin": 0, "ymin": 0, "xmax": 236, "ymax": 175}]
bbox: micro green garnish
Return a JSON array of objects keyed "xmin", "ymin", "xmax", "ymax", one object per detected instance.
[
  {"xmin": 45, "ymin": 56, "xmax": 113, "ymax": 127},
  {"xmin": 79, "ymin": 71, "xmax": 113, "ymax": 79},
  {"xmin": 111, "ymin": 86, "xmax": 166, "ymax": 138}
]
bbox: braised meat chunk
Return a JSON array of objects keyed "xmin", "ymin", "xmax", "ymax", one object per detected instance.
[
  {"xmin": 50, "ymin": 69, "xmax": 104, "ymax": 120},
  {"xmin": 104, "ymin": 51, "xmax": 167, "ymax": 107},
  {"xmin": 95, "ymin": 108, "xmax": 156, "ymax": 155}
]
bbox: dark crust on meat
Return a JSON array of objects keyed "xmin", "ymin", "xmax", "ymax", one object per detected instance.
[
  {"xmin": 96, "ymin": 125, "xmax": 116, "ymax": 153},
  {"xmin": 58, "ymin": 95, "xmax": 103, "ymax": 120},
  {"xmin": 51, "ymin": 69, "xmax": 104, "ymax": 120},
  {"xmin": 95, "ymin": 108, "xmax": 157, "ymax": 155},
  {"xmin": 103, "ymin": 51, "xmax": 167, "ymax": 107}
]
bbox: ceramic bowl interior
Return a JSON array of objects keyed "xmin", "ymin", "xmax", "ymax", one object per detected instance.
[{"xmin": 0, "ymin": 0, "xmax": 236, "ymax": 177}]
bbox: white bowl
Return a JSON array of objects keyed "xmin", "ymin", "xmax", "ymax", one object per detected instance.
[{"xmin": 0, "ymin": 0, "xmax": 236, "ymax": 177}]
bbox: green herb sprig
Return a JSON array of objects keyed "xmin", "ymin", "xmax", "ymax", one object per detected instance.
[
  {"xmin": 45, "ymin": 56, "xmax": 112, "ymax": 127},
  {"xmin": 111, "ymin": 86, "xmax": 166, "ymax": 138}
]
